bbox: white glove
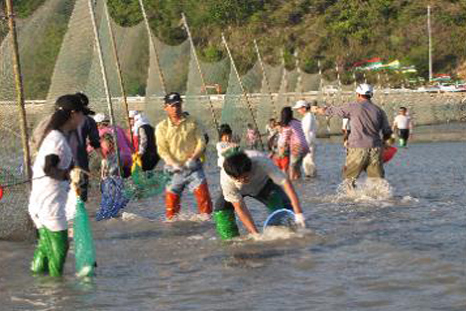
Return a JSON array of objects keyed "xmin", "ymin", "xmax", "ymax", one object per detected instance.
[
  {"xmin": 184, "ymin": 158, "xmax": 197, "ymax": 170},
  {"xmin": 295, "ymin": 213, "xmax": 306, "ymax": 228}
]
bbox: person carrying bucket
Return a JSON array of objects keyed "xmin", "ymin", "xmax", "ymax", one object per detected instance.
[
  {"xmin": 155, "ymin": 92, "xmax": 213, "ymax": 220},
  {"xmin": 213, "ymin": 148, "xmax": 305, "ymax": 240},
  {"xmin": 28, "ymin": 94, "xmax": 91, "ymax": 277}
]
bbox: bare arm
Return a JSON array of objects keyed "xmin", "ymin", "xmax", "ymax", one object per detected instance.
[
  {"xmin": 282, "ymin": 179, "xmax": 303, "ymax": 214},
  {"xmin": 232, "ymin": 200, "xmax": 259, "ymax": 235}
]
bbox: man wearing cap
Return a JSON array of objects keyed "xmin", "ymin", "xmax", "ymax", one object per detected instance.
[
  {"xmin": 293, "ymin": 99, "xmax": 318, "ymax": 177},
  {"xmin": 155, "ymin": 92, "xmax": 213, "ymax": 220},
  {"xmin": 311, "ymin": 84, "xmax": 392, "ymax": 188}
]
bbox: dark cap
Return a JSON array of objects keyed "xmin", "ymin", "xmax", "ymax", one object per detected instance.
[
  {"xmin": 74, "ymin": 92, "xmax": 89, "ymax": 106},
  {"xmin": 55, "ymin": 94, "xmax": 94, "ymax": 115},
  {"xmin": 164, "ymin": 92, "xmax": 182, "ymax": 104}
]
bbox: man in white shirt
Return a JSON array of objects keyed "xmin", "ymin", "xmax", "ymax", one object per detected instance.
[
  {"xmin": 213, "ymin": 149, "xmax": 305, "ymax": 239},
  {"xmin": 392, "ymin": 107, "xmax": 413, "ymax": 147},
  {"xmin": 292, "ymin": 100, "xmax": 318, "ymax": 177}
]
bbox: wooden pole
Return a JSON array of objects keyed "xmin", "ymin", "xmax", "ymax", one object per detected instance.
[
  {"xmin": 5, "ymin": 0, "xmax": 32, "ymax": 180},
  {"xmin": 181, "ymin": 13, "xmax": 219, "ymax": 130},
  {"xmin": 88, "ymin": 0, "xmax": 122, "ymax": 176},
  {"xmin": 222, "ymin": 33, "xmax": 264, "ymax": 151},
  {"xmin": 103, "ymin": 1, "xmax": 133, "ymax": 147},
  {"xmin": 254, "ymin": 40, "xmax": 277, "ymax": 118},
  {"xmin": 138, "ymin": 0, "xmax": 166, "ymax": 94}
]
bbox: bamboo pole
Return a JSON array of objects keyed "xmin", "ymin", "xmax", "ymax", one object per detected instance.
[
  {"xmin": 103, "ymin": 0, "xmax": 133, "ymax": 147},
  {"xmin": 181, "ymin": 13, "xmax": 219, "ymax": 130},
  {"xmin": 138, "ymin": 0, "xmax": 166, "ymax": 95},
  {"xmin": 279, "ymin": 49, "xmax": 290, "ymax": 106},
  {"xmin": 294, "ymin": 50, "xmax": 303, "ymax": 94},
  {"xmin": 222, "ymin": 34, "xmax": 264, "ymax": 151},
  {"xmin": 88, "ymin": 0, "xmax": 122, "ymax": 176},
  {"xmin": 5, "ymin": 0, "xmax": 32, "ymax": 180},
  {"xmin": 253, "ymin": 40, "xmax": 277, "ymax": 119}
]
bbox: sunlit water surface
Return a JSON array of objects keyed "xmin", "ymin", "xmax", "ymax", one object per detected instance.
[{"xmin": 1, "ymin": 142, "xmax": 465, "ymax": 310}]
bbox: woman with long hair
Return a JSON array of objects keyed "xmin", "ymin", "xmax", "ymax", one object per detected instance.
[
  {"xmin": 277, "ymin": 107, "xmax": 309, "ymax": 180},
  {"xmin": 29, "ymin": 94, "xmax": 91, "ymax": 277}
]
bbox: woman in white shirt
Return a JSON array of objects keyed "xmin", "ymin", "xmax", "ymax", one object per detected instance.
[{"xmin": 29, "ymin": 94, "xmax": 90, "ymax": 277}]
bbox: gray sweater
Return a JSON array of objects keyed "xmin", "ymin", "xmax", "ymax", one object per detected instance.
[{"xmin": 325, "ymin": 100, "xmax": 392, "ymax": 148}]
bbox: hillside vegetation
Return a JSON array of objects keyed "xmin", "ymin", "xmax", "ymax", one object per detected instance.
[{"xmin": 1, "ymin": 0, "xmax": 465, "ymax": 98}]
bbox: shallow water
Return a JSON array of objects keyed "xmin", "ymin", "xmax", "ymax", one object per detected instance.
[{"xmin": 1, "ymin": 141, "xmax": 465, "ymax": 310}]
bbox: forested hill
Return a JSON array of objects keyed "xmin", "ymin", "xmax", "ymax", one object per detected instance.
[{"xmin": 1, "ymin": 0, "xmax": 466, "ymax": 98}]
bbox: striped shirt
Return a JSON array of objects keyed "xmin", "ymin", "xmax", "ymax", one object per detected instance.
[{"xmin": 278, "ymin": 119, "xmax": 309, "ymax": 155}]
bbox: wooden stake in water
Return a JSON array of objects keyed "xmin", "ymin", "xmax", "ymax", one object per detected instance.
[
  {"xmin": 222, "ymin": 34, "xmax": 264, "ymax": 151},
  {"xmin": 5, "ymin": 0, "xmax": 32, "ymax": 181}
]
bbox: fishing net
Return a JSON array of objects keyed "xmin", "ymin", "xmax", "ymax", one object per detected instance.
[
  {"xmin": 96, "ymin": 176, "xmax": 129, "ymax": 221},
  {"xmin": 124, "ymin": 156, "xmax": 171, "ymax": 200},
  {"xmin": 221, "ymin": 58, "xmax": 265, "ymax": 149},
  {"xmin": 74, "ymin": 197, "xmax": 96, "ymax": 277},
  {"xmin": 144, "ymin": 34, "xmax": 191, "ymax": 126},
  {"xmin": 0, "ymin": 0, "xmax": 71, "ymax": 239}
]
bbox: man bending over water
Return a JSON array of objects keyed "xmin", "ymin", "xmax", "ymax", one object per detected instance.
[{"xmin": 213, "ymin": 148, "xmax": 305, "ymax": 239}]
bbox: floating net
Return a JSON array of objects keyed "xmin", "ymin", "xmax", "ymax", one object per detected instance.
[{"xmin": 74, "ymin": 197, "xmax": 96, "ymax": 277}]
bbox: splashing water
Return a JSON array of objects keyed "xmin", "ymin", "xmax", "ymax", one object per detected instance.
[{"xmin": 333, "ymin": 178, "xmax": 394, "ymax": 203}]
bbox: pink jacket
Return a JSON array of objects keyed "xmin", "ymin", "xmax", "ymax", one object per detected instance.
[{"xmin": 88, "ymin": 126, "xmax": 133, "ymax": 167}]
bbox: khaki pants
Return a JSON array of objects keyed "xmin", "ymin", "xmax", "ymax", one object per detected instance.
[{"xmin": 344, "ymin": 147, "xmax": 384, "ymax": 181}]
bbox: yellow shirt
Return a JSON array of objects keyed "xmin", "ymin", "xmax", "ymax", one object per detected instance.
[{"xmin": 155, "ymin": 115, "xmax": 206, "ymax": 166}]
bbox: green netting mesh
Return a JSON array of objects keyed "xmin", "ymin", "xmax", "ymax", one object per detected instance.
[
  {"xmin": 111, "ymin": 20, "xmax": 147, "ymax": 97},
  {"xmin": 221, "ymin": 59, "xmax": 261, "ymax": 148},
  {"xmin": 74, "ymin": 197, "xmax": 96, "ymax": 277},
  {"xmin": 144, "ymin": 36, "xmax": 191, "ymax": 126},
  {"xmin": 0, "ymin": 0, "xmax": 69, "ymax": 239},
  {"xmin": 125, "ymin": 159, "xmax": 171, "ymax": 199}
]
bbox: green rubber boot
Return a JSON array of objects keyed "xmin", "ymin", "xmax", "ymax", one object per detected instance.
[{"xmin": 213, "ymin": 209, "xmax": 240, "ymax": 240}]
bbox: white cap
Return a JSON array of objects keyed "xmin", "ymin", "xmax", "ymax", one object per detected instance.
[
  {"xmin": 292, "ymin": 99, "xmax": 309, "ymax": 110},
  {"xmin": 356, "ymin": 83, "xmax": 374, "ymax": 96},
  {"xmin": 93, "ymin": 113, "xmax": 108, "ymax": 123},
  {"xmin": 129, "ymin": 110, "xmax": 139, "ymax": 118}
]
